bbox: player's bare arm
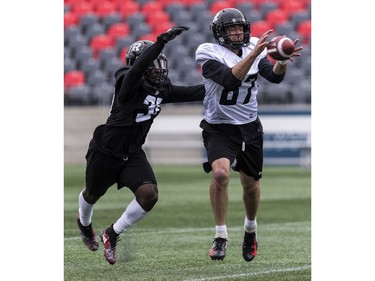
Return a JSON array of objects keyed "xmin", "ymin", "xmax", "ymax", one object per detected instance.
[{"xmin": 232, "ymin": 29, "xmax": 273, "ymax": 81}]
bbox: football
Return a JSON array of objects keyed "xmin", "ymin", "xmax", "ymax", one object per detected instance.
[{"xmin": 266, "ymin": 36, "xmax": 295, "ymax": 61}]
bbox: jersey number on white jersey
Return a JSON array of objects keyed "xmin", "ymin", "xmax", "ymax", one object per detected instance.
[{"xmin": 219, "ymin": 74, "xmax": 257, "ymax": 105}]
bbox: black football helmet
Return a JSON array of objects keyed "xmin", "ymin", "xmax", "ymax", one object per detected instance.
[
  {"xmin": 210, "ymin": 8, "xmax": 251, "ymax": 50},
  {"xmin": 125, "ymin": 40, "xmax": 168, "ymax": 84}
]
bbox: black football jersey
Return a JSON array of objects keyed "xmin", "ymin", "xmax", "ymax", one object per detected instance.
[{"xmin": 92, "ymin": 40, "xmax": 205, "ymax": 158}]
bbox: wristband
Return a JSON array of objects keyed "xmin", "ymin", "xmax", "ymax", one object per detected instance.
[{"xmin": 278, "ymin": 60, "xmax": 288, "ymax": 65}]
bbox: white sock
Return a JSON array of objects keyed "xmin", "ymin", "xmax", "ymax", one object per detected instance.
[
  {"xmin": 78, "ymin": 190, "xmax": 94, "ymax": 226},
  {"xmin": 244, "ymin": 217, "xmax": 257, "ymax": 233},
  {"xmin": 113, "ymin": 198, "xmax": 147, "ymax": 234},
  {"xmin": 215, "ymin": 225, "xmax": 228, "ymax": 239}
]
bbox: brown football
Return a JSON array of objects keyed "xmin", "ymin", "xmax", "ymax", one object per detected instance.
[{"xmin": 266, "ymin": 36, "xmax": 295, "ymax": 61}]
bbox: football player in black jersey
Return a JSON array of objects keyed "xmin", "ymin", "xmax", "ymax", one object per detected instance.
[{"xmin": 76, "ymin": 26, "xmax": 205, "ymax": 265}]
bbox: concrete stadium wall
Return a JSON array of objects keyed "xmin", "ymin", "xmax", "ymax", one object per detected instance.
[{"xmin": 65, "ymin": 105, "xmax": 311, "ymax": 166}]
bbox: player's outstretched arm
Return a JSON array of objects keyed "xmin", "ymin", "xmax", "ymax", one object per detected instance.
[{"xmin": 157, "ymin": 26, "xmax": 190, "ymax": 44}]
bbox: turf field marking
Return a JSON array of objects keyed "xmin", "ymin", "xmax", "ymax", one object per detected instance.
[
  {"xmin": 65, "ymin": 221, "xmax": 310, "ymax": 241},
  {"xmin": 182, "ymin": 265, "xmax": 311, "ymax": 281}
]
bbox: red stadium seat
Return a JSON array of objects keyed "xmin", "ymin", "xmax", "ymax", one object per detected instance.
[
  {"xmin": 250, "ymin": 21, "xmax": 272, "ymax": 37},
  {"xmin": 280, "ymin": 0, "xmax": 305, "ymax": 16},
  {"xmin": 152, "ymin": 21, "xmax": 174, "ymax": 35},
  {"xmin": 94, "ymin": 1, "xmax": 116, "ymax": 18},
  {"xmin": 138, "ymin": 33, "xmax": 158, "ymax": 42},
  {"xmin": 297, "ymin": 20, "xmax": 311, "ymax": 44},
  {"xmin": 90, "ymin": 34, "xmax": 115, "ymax": 58},
  {"xmin": 107, "ymin": 23, "xmax": 131, "ymax": 42},
  {"xmin": 210, "ymin": 1, "xmax": 232, "ymax": 15},
  {"xmin": 64, "ymin": 70, "xmax": 85, "ymax": 88},
  {"xmin": 64, "ymin": 12, "xmax": 78, "ymax": 28},
  {"xmin": 71, "ymin": 2, "xmax": 94, "ymax": 18},
  {"xmin": 118, "ymin": 1, "xmax": 140, "ymax": 19},
  {"xmin": 265, "ymin": 9, "xmax": 288, "ymax": 29},
  {"xmin": 142, "ymin": 1, "xmax": 164, "ymax": 16},
  {"xmin": 146, "ymin": 11, "xmax": 170, "ymax": 29},
  {"xmin": 119, "ymin": 47, "xmax": 128, "ymax": 62},
  {"xmin": 180, "ymin": 0, "xmax": 204, "ymax": 6},
  {"xmin": 64, "ymin": 0, "xmax": 84, "ymax": 5}
]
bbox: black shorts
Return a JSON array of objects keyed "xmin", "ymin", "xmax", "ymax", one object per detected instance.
[
  {"xmin": 85, "ymin": 140, "xmax": 157, "ymax": 196},
  {"xmin": 200, "ymin": 118, "xmax": 264, "ymax": 180}
]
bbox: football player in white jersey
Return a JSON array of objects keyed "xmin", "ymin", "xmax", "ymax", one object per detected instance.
[{"xmin": 195, "ymin": 8, "xmax": 302, "ymax": 262}]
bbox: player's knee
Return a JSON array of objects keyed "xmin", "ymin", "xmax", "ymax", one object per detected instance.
[
  {"xmin": 82, "ymin": 189, "xmax": 101, "ymax": 204},
  {"xmin": 136, "ymin": 184, "xmax": 158, "ymax": 211},
  {"xmin": 213, "ymin": 167, "xmax": 230, "ymax": 185}
]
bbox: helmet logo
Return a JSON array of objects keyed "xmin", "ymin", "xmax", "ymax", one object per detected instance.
[{"xmin": 129, "ymin": 42, "xmax": 142, "ymax": 53}]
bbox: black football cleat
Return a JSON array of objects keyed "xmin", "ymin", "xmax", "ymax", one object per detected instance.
[
  {"xmin": 209, "ymin": 237, "xmax": 228, "ymax": 260},
  {"xmin": 76, "ymin": 216, "xmax": 99, "ymax": 251},
  {"xmin": 100, "ymin": 226, "xmax": 121, "ymax": 265},
  {"xmin": 242, "ymin": 231, "xmax": 258, "ymax": 262}
]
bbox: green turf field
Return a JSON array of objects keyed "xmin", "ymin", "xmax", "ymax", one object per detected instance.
[{"xmin": 64, "ymin": 164, "xmax": 311, "ymax": 281}]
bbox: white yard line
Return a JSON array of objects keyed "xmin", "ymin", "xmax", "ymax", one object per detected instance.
[
  {"xmin": 182, "ymin": 265, "xmax": 311, "ymax": 281},
  {"xmin": 65, "ymin": 221, "xmax": 310, "ymax": 240}
]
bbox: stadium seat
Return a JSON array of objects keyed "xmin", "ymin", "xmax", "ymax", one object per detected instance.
[
  {"xmin": 79, "ymin": 13, "xmax": 99, "ymax": 33},
  {"xmin": 72, "ymin": 45, "xmax": 93, "ymax": 64},
  {"xmin": 90, "ymin": 34, "xmax": 114, "ymax": 58},
  {"xmin": 131, "ymin": 23, "xmax": 152, "ymax": 41},
  {"xmin": 289, "ymin": 11, "xmax": 310, "ymax": 29},
  {"xmin": 280, "ymin": 0, "xmax": 305, "ymax": 16},
  {"xmin": 119, "ymin": 47, "xmax": 129, "ymax": 63},
  {"xmin": 138, "ymin": 33, "xmax": 158, "ymax": 42},
  {"xmin": 66, "ymin": 34, "xmax": 88, "ymax": 54},
  {"xmin": 142, "ymin": 1, "xmax": 164, "ymax": 16},
  {"xmin": 64, "ymin": 57, "xmax": 76, "ymax": 73},
  {"xmin": 83, "ymin": 23, "xmax": 105, "ymax": 40},
  {"xmin": 126, "ymin": 13, "xmax": 145, "ymax": 29},
  {"xmin": 101, "ymin": 13, "xmax": 122, "ymax": 31},
  {"xmin": 250, "ymin": 21, "xmax": 272, "ymax": 37},
  {"xmin": 262, "ymin": 83, "xmax": 291, "ymax": 104},
  {"xmin": 71, "ymin": 1, "xmax": 94, "ymax": 18},
  {"xmin": 64, "ymin": 70, "xmax": 85, "ymax": 88},
  {"xmin": 86, "ymin": 69, "xmax": 107, "ymax": 87},
  {"xmin": 165, "ymin": 2, "xmax": 184, "ymax": 15},
  {"xmin": 65, "ymin": 85, "xmax": 91, "ymax": 105},
  {"xmin": 102, "ymin": 57, "xmax": 123, "ymax": 80},
  {"xmin": 116, "ymin": 36, "xmax": 136, "ymax": 55},
  {"xmin": 152, "ymin": 21, "xmax": 174, "ymax": 36},
  {"xmin": 275, "ymin": 22, "xmax": 295, "ymax": 38},
  {"xmin": 98, "ymin": 48, "xmax": 117, "ymax": 64},
  {"xmin": 235, "ymin": 3, "xmax": 255, "ymax": 19},
  {"xmin": 259, "ymin": 2, "xmax": 279, "ymax": 19},
  {"xmin": 117, "ymin": 1, "xmax": 140, "ymax": 19},
  {"xmin": 247, "ymin": 10, "xmax": 262, "ymax": 23},
  {"xmin": 265, "ymin": 9, "xmax": 288, "ymax": 29},
  {"xmin": 90, "ymin": 82, "xmax": 114, "ymax": 105},
  {"xmin": 297, "ymin": 20, "xmax": 311, "ymax": 44},
  {"xmin": 180, "ymin": 0, "xmax": 204, "ymax": 6},
  {"xmin": 107, "ymin": 23, "xmax": 131, "ymax": 42},
  {"xmin": 93, "ymin": 1, "xmax": 116, "ymax": 18},
  {"xmin": 146, "ymin": 11, "xmax": 170, "ymax": 30},
  {"xmin": 64, "ymin": 12, "xmax": 78, "ymax": 28},
  {"xmin": 80, "ymin": 57, "xmax": 100, "ymax": 77},
  {"xmin": 210, "ymin": 1, "xmax": 232, "ymax": 15}
]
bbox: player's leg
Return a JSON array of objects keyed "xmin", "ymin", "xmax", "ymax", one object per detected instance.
[
  {"xmin": 236, "ymin": 133, "xmax": 263, "ymax": 262},
  {"xmin": 240, "ymin": 172, "xmax": 259, "ymax": 261},
  {"xmin": 100, "ymin": 149, "xmax": 158, "ymax": 265},
  {"xmin": 77, "ymin": 143, "xmax": 118, "ymax": 252},
  {"xmin": 209, "ymin": 157, "xmax": 231, "ymax": 260}
]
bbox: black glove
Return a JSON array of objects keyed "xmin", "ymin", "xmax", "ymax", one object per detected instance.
[{"xmin": 157, "ymin": 26, "xmax": 190, "ymax": 43}]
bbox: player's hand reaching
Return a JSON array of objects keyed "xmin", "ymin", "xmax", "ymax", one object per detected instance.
[{"xmin": 157, "ymin": 26, "xmax": 190, "ymax": 43}]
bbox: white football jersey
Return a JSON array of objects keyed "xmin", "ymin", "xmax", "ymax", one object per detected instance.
[{"xmin": 195, "ymin": 38, "xmax": 267, "ymax": 125}]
